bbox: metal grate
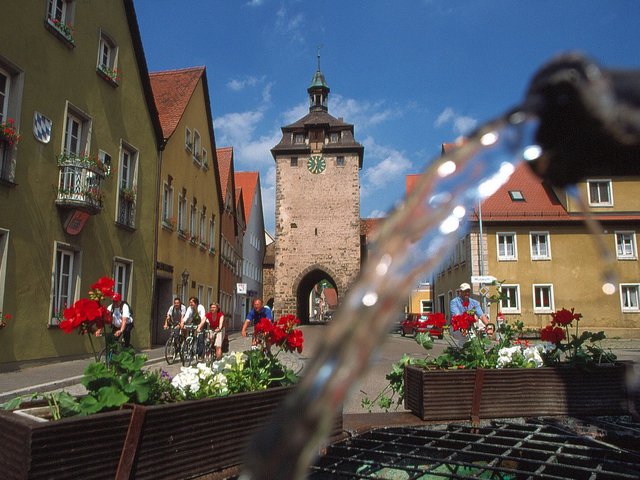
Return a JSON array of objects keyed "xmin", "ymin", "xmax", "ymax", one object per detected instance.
[{"xmin": 309, "ymin": 419, "xmax": 640, "ymax": 479}]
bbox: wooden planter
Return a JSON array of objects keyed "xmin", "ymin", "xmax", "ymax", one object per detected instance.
[
  {"xmin": 404, "ymin": 363, "xmax": 637, "ymax": 422},
  {"xmin": 0, "ymin": 386, "xmax": 343, "ymax": 480}
]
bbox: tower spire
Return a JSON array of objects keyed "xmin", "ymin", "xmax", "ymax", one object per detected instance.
[{"xmin": 308, "ymin": 45, "xmax": 330, "ymax": 112}]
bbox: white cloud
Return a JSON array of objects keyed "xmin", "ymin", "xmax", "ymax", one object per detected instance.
[
  {"xmin": 361, "ymin": 136, "xmax": 413, "ymax": 197},
  {"xmin": 434, "ymin": 107, "xmax": 478, "ymax": 135},
  {"xmin": 227, "ymin": 76, "xmax": 262, "ymax": 92},
  {"xmin": 246, "ymin": 0, "xmax": 264, "ymax": 6},
  {"xmin": 367, "ymin": 209, "xmax": 388, "ymax": 219},
  {"xmin": 331, "ymin": 94, "xmax": 405, "ymax": 129},
  {"xmin": 215, "ymin": 110, "xmax": 264, "ymax": 147},
  {"xmin": 275, "ymin": 5, "xmax": 305, "ymax": 43}
]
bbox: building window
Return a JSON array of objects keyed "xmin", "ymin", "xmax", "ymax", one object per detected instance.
[
  {"xmin": 113, "ymin": 259, "xmax": 132, "ymax": 301},
  {"xmin": 615, "ymin": 231, "xmax": 637, "ymax": 260},
  {"xmin": 336, "ymin": 156, "xmax": 345, "ymax": 166},
  {"xmin": 290, "ymin": 157, "xmax": 298, "ymax": 167},
  {"xmin": 437, "ymin": 294, "xmax": 445, "ymax": 314},
  {"xmin": 117, "ymin": 144, "xmax": 137, "ymax": 228},
  {"xmin": 620, "ymin": 284, "xmax": 640, "ymax": 312},
  {"xmin": 0, "ymin": 65, "xmax": 18, "ymax": 182},
  {"xmin": 330, "ymin": 132, "xmax": 339, "ymax": 143},
  {"xmin": 202, "ymin": 148, "xmax": 208, "ymax": 169},
  {"xmin": 497, "ymin": 232, "xmax": 517, "ymax": 261},
  {"xmin": 587, "ymin": 180, "xmax": 613, "ymax": 206},
  {"xmin": 46, "ymin": 0, "xmax": 76, "ymax": 44},
  {"xmin": 51, "ymin": 243, "xmax": 79, "ymax": 326},
  {"xmin": 185, "ymin": 128, "xmax": 192, "ymax": 151},
  {"xmin": 421, "ymin": 300, "xmax": 433, "ymax": 313},
  {"xmin": 293, "ymin": 133, "xmax": 305, "ymax": 144},
  {"xmin": 177, "ymin": 191, "xmax": 186, "ymax": 235},
  {"xmin": 192, "ymin": 130, "xmax": 201, "ymax": 164},
  {"xmin": 500, "ymin": 284, "xmax": 520, "ymax": 313},
  {"xmin": 162, "ymin": 182, "xmax": 173, "ymax": 227},
  {"xmin": 96, "ymin": 31, "xmax": 118, "ymax": 84},
  {"xmin": 199, "ymin": 209, "xmax": 206, "ymax": 246},
  {"xmin": 209, "ymin": 215, "xmax": 216, "ymax": 253},
  {"xmin": 63, "ymin": 107, "xmax": 90, "ymax": 157},
  {"xmin": 189, "ymin": 201, "xmax": 197, "ymax": 242},
  {"xmin": 533, "ymin": 284, "xmax": 554, "ymax": 313},
  {"xmin": 530, "ymin": 232, "xmax": 550, "ymax": 260},
  {"xmin": 509, "ymin": 190, "xmax": 525, "ymax": 201}
]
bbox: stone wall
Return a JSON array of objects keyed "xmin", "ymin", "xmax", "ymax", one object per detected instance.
[{"xmin": 274, "ymin": 153, "xmax": 361, "ymax": 316}]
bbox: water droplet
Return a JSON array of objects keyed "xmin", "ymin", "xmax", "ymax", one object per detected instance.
[
  {"xmin": 478, "ymin": 162, "xmax": 515, "ymax": 198},
  {"xmin": 428, "ymin": 192, "xmax": 452, "ymax": 206},
  {"xmin": 375, "ymin": 254, "xmax": 392, "ymax": 276},
  {"xmin": 362, "ymin": 292, "xmax": 378, "ymax": 306},
  {"xmin": 437, "ymin": 160, "xmax": 456, "ymax": 177},
  {"xmin": 452, "ymin": 205, "xmax": 466, "ymax": 218},
  {"xmin": 480, "ymin": 132, "xmax": 499, "ymax": 146},
  {"xmin": 602, "ymin": 283, "xmax": 616, "ymax": 295},
  {"xmin": 523, "ymin": 144, "xmax": 543, "ymax": 161},
  {"xmin": 439, "ymin": 215, "xmax": 460, "ymax": 234}
]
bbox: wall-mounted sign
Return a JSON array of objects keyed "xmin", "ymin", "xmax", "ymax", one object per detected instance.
[
  {"xmin": 236, "ymin": 283, "xmax": 247, "ymax": 294},
  {"xmin": 33, "ymin": 111, "xmax": 52, "ymax": 144},
  {"xmin": 64, "ymin": 209, "xmax": 89, "ymax": 235}
]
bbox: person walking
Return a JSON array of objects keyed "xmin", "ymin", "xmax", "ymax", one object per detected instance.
[
  {"xmin": 241, "ymin": 298, "xmax": 272, "ymax": 345},
  {"xmin": 107, "ymin": 293, "xmax": 134, "ymax": 348}
]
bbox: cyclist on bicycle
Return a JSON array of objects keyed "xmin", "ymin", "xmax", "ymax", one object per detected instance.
[
  {"xmin": 181, "ymin": 297, "xmax": 208, "ymax": 358},
  {"xmin": 205, "ymin": 303, "xmax": 225, "ymax": 360},
  {"xmin": 164, "ymin": 297, "xmax": 186, "ymax": 330},
  {"xmin": 107, "ymin": 293, "xmax": 133, "ymax": 348}
]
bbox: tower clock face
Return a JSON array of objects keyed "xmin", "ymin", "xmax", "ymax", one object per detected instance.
[{"xmin": 307, "ymin": 155, "xmax": 326, "ymax": 174}]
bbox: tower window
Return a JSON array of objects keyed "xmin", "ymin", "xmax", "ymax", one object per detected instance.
[
  {"xmin": 336, "ymin": 156, "xmax": 345, "ymax": 166},
  {"xmin": 294, "ymin": 133, "xmax": 305, "ymax": 144},
  {"xmin": 291, "ymin": 157, "xmax": 298, "ymax": 167}
]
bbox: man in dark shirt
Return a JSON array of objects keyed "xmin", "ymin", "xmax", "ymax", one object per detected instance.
[{"xmin": 241, "ymin": 298, "xmax": 273, "ymax": 344}]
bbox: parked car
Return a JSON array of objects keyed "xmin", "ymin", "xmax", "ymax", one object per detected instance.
[{"xmin": 400, "ymin": 313, "xmax": 444, "ymax": 339}]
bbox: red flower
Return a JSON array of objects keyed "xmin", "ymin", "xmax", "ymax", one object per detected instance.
[
  {"xmin": 60, "ymin": 298, "xmax": 104, "ymax": 334},
  {"xmin": 451, "ymin": 313, "xmax": 475, "ymax": 332},
  {"xmin": 427, "ymin": 312, "xmax": 446, "ymax": 328},
  {"xmin": 551, "ymin": 307, "xmax": 581, "ymax": 327},
  {"xmin": 90, "ymin": 277, "xmax": 115, "ymax": 298},
  {"xmin": 539, "ymin": 324, "xmax": 566, "ymax": 343},
  {"xmin": 4, "ymin": 313, "xmax": 11, "ymax": 320},
  {"xmin": 286, "ymin": 329, "xmax": 304, "ymax": 353}
]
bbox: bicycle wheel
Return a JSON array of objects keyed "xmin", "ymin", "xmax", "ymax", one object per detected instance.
[
  {"xmin": 181, "ymin": 336, "xmax": 195, "ymax": 366},
  {"xmin": 203, "ymin": 334, "xmax": 213, "ymax": 367},
  {"xmin": 165, "ymin": 334, "xmax": 179, "ymax": 364}
]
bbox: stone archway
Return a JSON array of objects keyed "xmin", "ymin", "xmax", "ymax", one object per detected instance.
[{"xmin": 292, "ymin": 264, "xmax": 341, "ymax": 324}]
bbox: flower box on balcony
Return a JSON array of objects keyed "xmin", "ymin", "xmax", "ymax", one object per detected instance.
[
  {"xmin": 404, "ymin": 363, "xmax": 636, "ymax": 422},
  {"xmin": 0, "ymin": 386, "xmax": 342, "ymax": 480},
  {"xmin": 56, "ymin": 154, "xmax": 108, "ymax": 215}
]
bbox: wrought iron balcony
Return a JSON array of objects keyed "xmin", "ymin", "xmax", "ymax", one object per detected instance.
[{"xmin": 56, "ymin": 154, "xmax": 108, "ymax": 215}]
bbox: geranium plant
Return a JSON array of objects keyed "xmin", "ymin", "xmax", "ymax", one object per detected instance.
[
  {"xmin": 0, "ymin": 311, "xmax": 12, "ymax": 329},
  {"xmin": 59, "ymin": 276, "xmax": 116, "ymax": 360},
  {"xmin": 0, "ymin": 118, "xmax": 21, "ymax": 146},
  {"xmin": 539, "ymin": 307, "xmax": 616, "ymax": 365},
  {"xmin": 50, "ymin": 18, "xmax": 74, "ymax": 44},
  {"xmin": 363, "ymin": 307, "xmax": 616, "ymax": 412}
]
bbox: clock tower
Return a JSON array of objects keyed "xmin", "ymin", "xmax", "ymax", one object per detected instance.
[{"xmin": 271, "ymin": 59, "xmax": 364, "ymax": 320}]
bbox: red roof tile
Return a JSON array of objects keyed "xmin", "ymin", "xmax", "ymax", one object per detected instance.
[
  {"xmin": 235, "ymin": 172, "xmax": 259, "ymax": 226},
  {"xmin": 216, "ymin": 146, "xmax": 234, "ymax": 195},
  {"xmin": 149, "ymin": 67, "xmax": 204, "ymax": 139}
]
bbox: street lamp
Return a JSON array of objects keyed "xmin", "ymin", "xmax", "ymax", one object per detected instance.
[{"xmin": 181, "ymin": 269, "xmax": 189, "ymax": 301}]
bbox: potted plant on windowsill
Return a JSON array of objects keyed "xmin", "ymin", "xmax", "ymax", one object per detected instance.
[
  {"xmin": 0, "ymin": 118, "xmax": 21, "ymax": 147},
  {"xmin": 120, "ymin": 186, "xmax": 136, "ymax": 203},
  {"xmin": 363, "ymin": 308, "xmax": 635, "ymax": 422},
  {"xmin": 97, "ymin": 64, "xmax": 120, "ymax": 84},
  {"xmin": 0, "ymin": 277, "xmax": 337, "ymax": 479}
]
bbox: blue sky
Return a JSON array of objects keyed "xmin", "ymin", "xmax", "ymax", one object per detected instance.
[{"xmin": 135, "ymin": 0, "xmax": 640, "ymax": 235}]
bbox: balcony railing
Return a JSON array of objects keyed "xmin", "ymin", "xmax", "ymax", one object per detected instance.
[
  {"xmin": 56, "ymin": 156, "xmax": 107, "ymax": 215},
  {"xmin": 117, "ymin": 195, "xmax": 136, "ymax": 228}
]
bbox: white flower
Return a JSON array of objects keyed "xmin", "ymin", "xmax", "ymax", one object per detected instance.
[
  {"xmin": 171, "ymin": 366, "xmax": 201, "ymax": 394},
  {"xmin": 522, "ymin": 346, "xmax": 544, "ymax": 367}
]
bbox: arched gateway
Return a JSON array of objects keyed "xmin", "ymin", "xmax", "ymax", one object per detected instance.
[{"xmin": 271, "ymin": 58, "xmax": 364, "ymax": 320}]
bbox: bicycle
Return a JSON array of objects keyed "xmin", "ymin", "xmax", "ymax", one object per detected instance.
[
  {"xmin": 97, "ymin": 331, "xmax": 126, "ymax": 368},
  {"xmin": 164, "ymin": 323, "xmax": 183, "ymax": 365}
]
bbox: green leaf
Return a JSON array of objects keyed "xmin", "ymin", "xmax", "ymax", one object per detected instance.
[
  {"xmin": 96, "ymin": 386, "xmax": 130, "ymax": 409},
  {"xmin": 0, "ymin": 396, "xmax": 24, "ymax": 410}
]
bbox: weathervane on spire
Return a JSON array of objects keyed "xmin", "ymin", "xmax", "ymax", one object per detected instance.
[{"xmin": 316, "ymin": 44, "xmax": 323, "ymax": 71}]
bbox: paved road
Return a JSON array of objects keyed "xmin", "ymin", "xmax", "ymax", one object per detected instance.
[{"xmin": 2, "ymin": 325, "xmax": 640, "ymax": 414}]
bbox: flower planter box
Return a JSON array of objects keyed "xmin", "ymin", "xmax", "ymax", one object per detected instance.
[
  {"xmin": 0, "ymin": 386, "xmax": 343, "ymax": 480},
  {"xmin": 404, "ymin": 363, "xmax": 637, "ymax": 422}
]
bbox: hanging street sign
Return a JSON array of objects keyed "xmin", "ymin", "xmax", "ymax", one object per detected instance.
[{"xmin": 471, "ymin": 275, "xmax": 496, "ymax": 284}]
